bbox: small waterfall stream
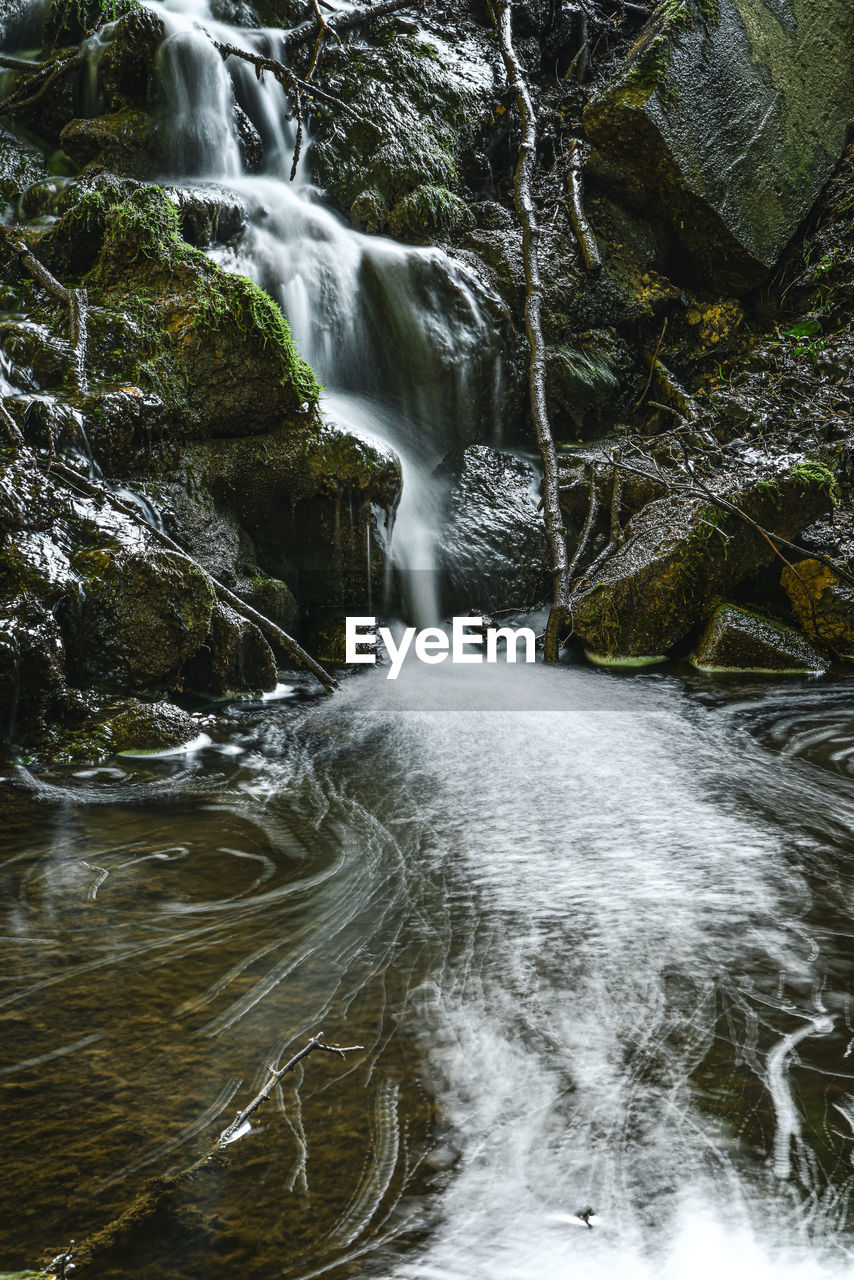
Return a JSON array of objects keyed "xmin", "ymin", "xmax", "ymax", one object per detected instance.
[
  {"xmin": 4, "ymin": 8, "xmax": 854, "ymax": 1280},
  {"xmin": 145, "ymin": 0, "xmax": 506, "ymax": 623}
]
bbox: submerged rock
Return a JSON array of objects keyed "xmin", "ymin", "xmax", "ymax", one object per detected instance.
[
  {"xmin": 584, "ymin": 0, "xmax": 854, "ymax": 291},
  {"xmin": 782, "ymin": 558, "xmax": 854, "ymax": 657},
  {"xmin": 105, "ymin": 698, "xmax": 199, "ymax": 752},
  {"xmin": 692, "ymin": 603, "xmax": 827, "ymax": 673},
  {"xmin": 570, "ymin": 461, "xmax": 834, "ymax": 662},
  {"xmin": 438, "ymin": 445, "xmax": 548, "ymax": 614}
]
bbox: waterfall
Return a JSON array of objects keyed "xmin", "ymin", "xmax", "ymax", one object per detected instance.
[{"xmin": 143, "ymin": 0, "xmax": 506, "ymax": 625}]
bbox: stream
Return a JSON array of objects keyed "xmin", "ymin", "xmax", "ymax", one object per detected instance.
[
  {"xmin": 3, "ymin": 1, "xmax": 854, "ymax": 1276},
  {"xmin": 3, "ymin": 666, "xmax": 854, "ymax": 1278}
]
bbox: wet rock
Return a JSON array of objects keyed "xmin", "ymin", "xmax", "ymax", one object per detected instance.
[
  {"xmin": 310, "ymin": 31, "xmax": 492, "ymax": 234},
  {"xmin": 0, "ymin": 595, "xmax": 69, "ymax": 748},
  {"xmin": 234, "ymin": 105, "xmax": 263, "ymax": 173},
  {"xmin": 584, "ymin": 0, "xmax": 854, "ymax": 292},
  {"xmin": 692, "ymin": 604, "xmax": 827, "ymax": 673},
  {"xmin": 184, "ymin": 600, "xmax": 278, "ymax": 695},
  {"xmin": 145, "ymin": 482, "xmax": 250, "ymax": 586},
  {"xmin": 106, "ymin": 698, "xmax": 199, "ymax": 752},
  {"xmin": 168, "ymin": 185, "xmax": 247, "ymax": 247},
  {"xmin": 782, "ymin": 558, "xmax": 854, "ymax": 657},
  {"xmin": 190, "ymin": 422, "xmax": 401, "ymax": 611},
  {"xmin": 570, "ymin": 461, "xmax": 835, "ymax": 662},
  {"xmin": 0, "ymin": 318, "xmax": 74, "ymax": 390},
  {"xmin": 438, "ymin": 445, "xmax": 548, "ymax": 614},
  {"xmin": 0, "ymin": 128, "xmax": 50, "ymax": 208},
  {"xmin": 66, "ymin": 546, "xmax": 216, "ymax": 690}
]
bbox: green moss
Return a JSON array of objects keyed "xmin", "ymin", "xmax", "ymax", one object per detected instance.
[
  {"xmin": 624, "ymin": 0, "xmax": 719, "ymax": 99},
  {"xmin": 387, "ymin": 183, "xmax": 475, "ymax": 243},
  {"xmin": 192, "ymin": 273, "xmax": 321, "ymax": 407},
  {"xmin": 46, "ymin": 0, "xmax": 139, "ymax": 47},
  {"xmin": 791, "ymin": 460, "xmax": 836, "ymax": 492}
]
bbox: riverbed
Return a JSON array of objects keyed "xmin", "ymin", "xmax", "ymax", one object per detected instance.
[{"xmin": 2, "ymin": 660, "xmax": 854, "ymax": 1278}]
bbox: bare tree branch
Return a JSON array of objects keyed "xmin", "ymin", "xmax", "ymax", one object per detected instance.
[{"xmin": 486, "ymin": 0, "xmax": 571, "ymax": 662}]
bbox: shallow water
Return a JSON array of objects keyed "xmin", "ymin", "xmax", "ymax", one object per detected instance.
[{"xmin": 3, "ymin": 663, "xmax": 854, "ymax": 1278}]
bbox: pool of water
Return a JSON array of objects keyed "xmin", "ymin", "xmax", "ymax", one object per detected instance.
[{"xmin": 2, "ymin": 661, "xmax": 854, "ymax": 1278}]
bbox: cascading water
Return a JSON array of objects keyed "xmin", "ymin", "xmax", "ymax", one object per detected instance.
[
  {"xmin": 4, "ymin": 7, "xmax": 854, "ymax": 1280},
  {"xmin": 146, "ymin": 0, "xmax": 507, "ymax": 624}
]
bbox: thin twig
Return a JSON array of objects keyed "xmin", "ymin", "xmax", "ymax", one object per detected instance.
[
  {"xmin": 635, "ymin": 316, "xmax": 667, "ymax": 409},
  {"xmin": 486, "ymin": 0, "xmax": 571, "ymax": 661},
  {"xmin": 219, "ymin": 1032, "xmax": 363, "ymax": 1145}
]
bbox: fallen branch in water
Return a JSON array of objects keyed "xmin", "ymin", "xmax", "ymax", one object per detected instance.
[
  {"xmin": 218, "ymin": 1031, "xmax": 363, "ymax": 1144},
  {"xmin": 65, "ymin": 1032, "xmax": 362, "ymax": 1272},
  {"xmin": 486, "ymin": 0, "xmax": 572, "ymax": 662},
  {"xmin": 48, "ymin": 460, "xmax": 340, "ymax": 690},
  {"xmin": 566, "ymin": 139, "xmax": 601, "ymax": 273}
]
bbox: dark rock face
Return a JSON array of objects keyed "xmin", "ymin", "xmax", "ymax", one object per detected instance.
[
  {"xmin": 190, "ymin": 423, "xmax": 402, "ymax": 612},
  {"xmin": 184, "ymin": 600, "xmax": 278, "ymax": 695},
  {"xmin": 438, "ymin": 445, "xmax": 549, "ymax": 614},
  {"xmin": 570, "ymin": 462, "xmax": 835, "ymax": 661},
  {"xmin": 782, "ymin": 559, "xmax": 854, "ymax": 657},
  {"xmin": 584, "ymin": 0, "xmax": 854, "ymax": 291},
  {"xmin": 0, "ymin": 595, "xmax": 69, "ymax": 746},
  {"xmin": 692, "ymin": 603, "xmax": 828, "ymax": 673}
]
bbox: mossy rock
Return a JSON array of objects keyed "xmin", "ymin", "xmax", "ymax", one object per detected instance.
[
  {"xmin": 388, "ymin": 184, "xmax": 476, "ymax": 244},
  {"xmin": 571, "ymin": 460, "xmax": 835, "ymax": 660},
  {"xmin": 310, "ymin": 33, "xmax": 487, "ymax": 234},
  {"xmin": 584, "ymin": 0, "xmax": 854, "ymax": 291},
  {"xmin": 60, "ymin": 110, "xmax": 165, "ymax": 181},
  {"xmin": 108, "ymin": 697, "xmax": 199, "ymax": 751},
  {"xmin": 236, "ymin": 573, "xmax": 298, "ymax": 634},
  {"xmin": 43, "ymin": 180, "xmax": 320, "ymax": 437},
  {"xmin": 692, "ymin": 603, "xmax": 828, "ymax": 673},
  {"xmin": 781, "ymin": 558, "xmax": 854, "ymax": 657},
  {"xmin": 66, "ymin": 546, "xmax": 217, "ymax": 691}
]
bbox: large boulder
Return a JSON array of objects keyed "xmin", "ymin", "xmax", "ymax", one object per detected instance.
[
  {"xmin": 66, "ymin": 546, "xmax": 217, "ymax": 691},
  {"xmin": 584, "ymin": 0, "xmax": 854, "ymax": 292},
  {"xmin": 437, "ymin": 445, "xmax": 548, "ymax": 613},
  {"xmin": 692, "ymin": 604, "xmax": 827, "ymax": 673},
  {"xmin": 782, "ymin": 558, "xmax": 854, "ymax": 657},
  {"xmin": 570, "ymin": 460, "xmax": 834, "ymax": 662}
]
